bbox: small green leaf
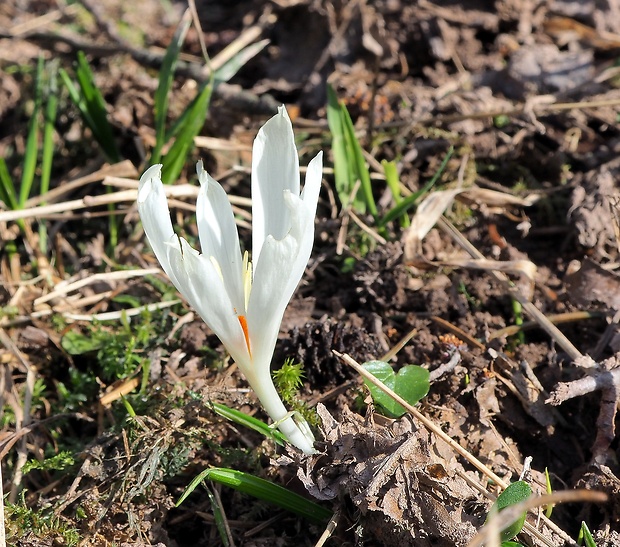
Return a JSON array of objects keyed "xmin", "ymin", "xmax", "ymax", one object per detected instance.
[
  {"xmin": 382, "ymin": 159, "xmax": 409, "ymax": 228},
  {"xmin": 61, "ymin": 331, "xmax": 103, "ymax": 355},
  {"xmin": 544, "ymin": 467, "xmax": 553, "ymax": 518},
  {"xmin": 362, "ymin": 360, "xmax": 430, "ymax": 418},
  {"xmin": 326, "ymin": 84, "xmax": 377, "ymax": 216},
  {"xmin": 577, "ymin": 521, "xmax": 598, "ymax": 547},
  {"xmin": 379, "ymin": 146, "xmax": 453, "ymax": 227},
  {"xmin": 488, "ymin": 480, "xmax": 532, "ymax": 541}
]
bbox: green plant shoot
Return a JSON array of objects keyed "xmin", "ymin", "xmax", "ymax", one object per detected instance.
[
  {"xmin": 327, "ymin": 84, "xmax": 377, "ymax": 217},
  {"xmin": 486, "ymin": 480, "xmax": 532, "ymax": 541},
  {"xmin": 362, "ymin": 360, "xmax": 430, "ymax": 418}
]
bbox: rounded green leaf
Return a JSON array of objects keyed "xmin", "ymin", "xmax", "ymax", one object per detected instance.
[
  {"xmin": 362, "ymin": 361, "xmax": 430, "ymax": 418},
  {"xmin": 488, "ymin": 480, "xmax": 532, "ymax": 541}
]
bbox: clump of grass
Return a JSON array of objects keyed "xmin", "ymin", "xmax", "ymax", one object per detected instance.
[
  {"xmin": 327, "ymin": 84, "xmax": 455, "ymax": 234},
  {"xmin": 273, "ymin": 358, "xmax": 319, "ymax": 428},
  {"xmin": 6, "ymin": 493, "xmax": 80, "ymax": 547},
  {"xmin": 61, "ymin": 309, "xmax": 157, "ymax": 383}
]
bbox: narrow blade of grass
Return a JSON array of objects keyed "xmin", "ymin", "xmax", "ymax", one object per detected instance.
[
  {"xmin": 0, "ymin": 158, "xmax": 18, "ymax": 211},
  {"xmin": 577, "ymin": 521, "xmax": 597, "ymax": 547},
  {"xmin": 204, "ymin": 485, "xmax": 232, "ymax": 547},
  {"xmin": 59, "ymin": 67, "xmax": 95, "ymax": 127},
  {"xmin": 382, "ymin": 159, "xmax": 409, "ymax": 228},
  {"xmin": 177, "ymin": 467, "xmax": 332, "ymax": 524},
  {"xmin": 327, "ymin": 84, "xmax": 371, "ymax": 214},
  {"xmin": 379, "ymin": 146, "xmax": 453, "ymax": 227},
  {"xmin": 213, "ymin": 39, "xmax": 269, "ymax": 84},
  {"xmin": 151, "ymin": 13, "xmax": 192, "ymax": 165},
  {"xmin": 209, "ymin": 402, "xmax": 286, "ymax": 446},
  {"xmin": 63, "ymin": 52, "xmax": 122, "ymax": 246},
  {"xmin": 340, "ymin": 101, "xmax": 378, "ymax": 218},
  {"xmin": 67, "ymin": 51, "xmax": 120, "ymax": 162},
  {"xmin": 40, "ymin": 60, "xmax": 59, "ymax": 197},
  {"xmin": 20, "ymin": 56, "xmax": 44, "ymax": 207},
  {"xmin": 161, "ymin": 80, "xmax": 213, "ymax": 185},
  {"xmin": 39, "ymin": 60, "xmax": 59, "ymax": 251}
]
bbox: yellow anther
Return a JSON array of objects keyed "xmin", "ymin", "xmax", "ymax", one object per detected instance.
[
  {"xmin": 210, "ymin": 256, "xmax": 224, "ymax": 281},
  {"xmin": 242, "ymin": 250, "xmax": 253, "ymax": 312}
]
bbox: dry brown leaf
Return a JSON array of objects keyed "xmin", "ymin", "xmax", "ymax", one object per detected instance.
[{"xmin": 297, "ymin": 404, "xmax": 479, "ymax": 547}]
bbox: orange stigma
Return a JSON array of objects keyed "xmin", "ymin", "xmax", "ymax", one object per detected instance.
[{"xmin": 238, "ymin": 315, "xmax": 252, "ymax": 357}]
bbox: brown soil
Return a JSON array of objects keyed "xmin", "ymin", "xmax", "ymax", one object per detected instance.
[{"xmin": 2, "ymin": 0, "xmax": 620, "ymax": 546}]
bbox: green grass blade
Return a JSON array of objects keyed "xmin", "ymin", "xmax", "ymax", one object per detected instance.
[
  {"xmin": 161, "ymin": 80, "xmax": 213, "ymax": 184},
  {"xmin": 210, "ymin": 402, "xmax": 286, "ymax": 446},
  {"xmin": 340, "ymin": 102, "xmax": 378, "ymax": 218},
  {"xmin": 577, "ymin": 521, "xmax": 597, "ymax": 547},
  {"xmin": 68, "ymin": 52, "xmax": 121, "ymax": 245},
  {"xmin": 326, "ymin": 85, "xmax": 358, "ymax": 210},
  {"xmin": 379, "ymin": 146, "xmax": 453, "ymax": 227},
  {"xmin": 204, "ymin": 485, "xmax": 231, "ymax": 547},
  {"xmin": 20, "ymin": 56, "xmax": 44, "ymax": 206},
  {"xmin": 0, "ymin": 158, "xmax": 18, "ymax": 210},
  {"xmin": 213, "ymin": 39, "xmax": 269, "ymax": 84},
  {"xmin": 544, "ymin": 467, "xmax": 553, "ymax": 518},
  {"xmin": 155, "ymin": 36, "xmax": 265, "ymax": 164},
  {"xmin": 40, "ymin": 60, "xmax": 59, "ymax": 197},
  {"xmin": 382, "ymin": 159, "xmax": 409, "ymax": 228},
  {"xmin": 39, "ymin": 60, "xmax": 60, "ymax": 251},
  {"xmin": 59, "ymin": 67, "xmax": 95, "ymax": 127},
  {"xmin": 151, "ymin": 13, "xmax": 192, "ymax": 165},
  {"xmin": 73, "ymin": 52, "xmax": 120, "ymax": 162},
  {"xmin": 177, "ymin": 467, "xmax": 332, "ymax": 523}
]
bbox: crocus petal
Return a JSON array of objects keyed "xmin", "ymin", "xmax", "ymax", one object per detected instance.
[
  {"xmin": 196, "ymin": 161, "xmax": 245, "ymax": 314},
  {"xmin": 301, "ymin": 152, "xmax": 323, "ymax": 220},
  {"xmin": 137, "ymin": 165, "xmax": 180, "ymax": 286},
  {"xmin": 247, "ymin": 152, "xmax": 323, "ymax": 387},
  {"xmin": 164, "ymin": 237, "xmax": 251, "ymax": 369},
  {"xmin": 137, "ymin": 106, "xmax": 322, "ymax": 455},
  {"xmin": 288, "ymin": 151, "xmax": 323, "ymax": 261},
  {"xmin": 251, "ymin": 106, "xmax": 300, "ymax": 264},
  {"xmin": 246, "ymin": 233, "xmax": 298, "ymax": 378}
]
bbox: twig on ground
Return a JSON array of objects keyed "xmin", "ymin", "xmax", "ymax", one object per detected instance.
[
  {"xmin": 488, "ymin": 311, "xmax": 609, "ymax": 340},
  {"xmin": 547, "ymin": 355, "xmax": 620, "ymax": 461},
  {"xmin": 546, "ymin": 367, "xmax": 620, "ymax": 405},
  {"xmin": 314, "ymin": 511, "xmax": 339, "ymax": 547},
  {"xmin": 34, "ymin": 268, "xmax": 160, "ymax": 306},
  {"xmin": 428, "ymin": 347, "xmax": 462, "ymax": 382}
]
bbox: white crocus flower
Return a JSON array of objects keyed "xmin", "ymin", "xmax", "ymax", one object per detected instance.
[{"xmin": 137, "ymin": 107, "xmax": 322, "ymax": 454}]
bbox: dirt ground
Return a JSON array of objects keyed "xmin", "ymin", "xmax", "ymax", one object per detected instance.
[{"xmin": 1, "ymin": 0, "xmax": 620, "ymax": 545}]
